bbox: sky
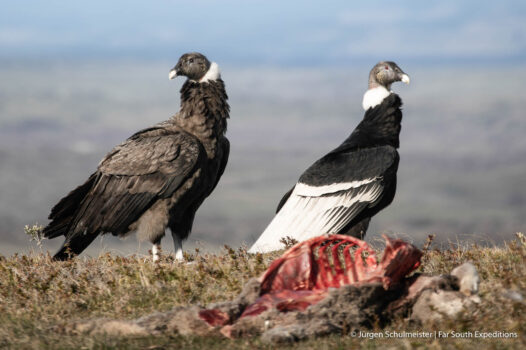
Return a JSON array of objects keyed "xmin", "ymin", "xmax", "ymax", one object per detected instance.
[{"xmin": 1, "ymin": 1, "xmax": 525, "ymax": 65}]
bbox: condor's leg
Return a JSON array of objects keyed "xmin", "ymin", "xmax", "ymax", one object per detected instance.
[
  {"xmin": 152, "ymin": 239, "xmax": 162, "ymax": 262},
  {"xmin": 169, "ymin": 209, "xmax": 196, "ymax": 261},
  {"xmin": 173, "ymin": 232, "xmax": 184, "ymax": 261},
  {"xmin": 166, "ymin": 227, "xmax": 184, "ymax": 261}
]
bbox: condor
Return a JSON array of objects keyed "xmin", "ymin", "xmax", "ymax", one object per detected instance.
[
  {"xmin": 44, "ymin": 52, "xmax": 230, "ymax": 261},
  {"xmin": 249, "ymin": 61, "xmax": 409, "ymax": 253}
]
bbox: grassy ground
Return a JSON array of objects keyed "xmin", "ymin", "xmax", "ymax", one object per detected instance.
[{"xmin": 1, "ymin": 234, "xmax": 525, "ymax": 349}]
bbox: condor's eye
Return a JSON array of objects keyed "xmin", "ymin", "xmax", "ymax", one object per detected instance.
[{"xmin": 189, "ymin": 58, "xmax": 194, "ymax": 63}]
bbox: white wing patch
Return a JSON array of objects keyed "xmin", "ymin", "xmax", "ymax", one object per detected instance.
[
  {"xmin": 294, "ymin": 178, "xmax": 377, "ymax": 196},
  {"xmin": 200, "ymin": 62, "xmax": 221, "ymax": 82},
  {"xmin": 248, "ymin": 181, "xmax": 384, "ymax": 253},
  {"xmin": 362, "ymin": 86, "xmax": 391, "ymax": 110}
]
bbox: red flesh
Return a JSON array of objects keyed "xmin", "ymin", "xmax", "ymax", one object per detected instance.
[{"xmin": 200, "ymin": 234, "xmax": 422, "ymax": 325}]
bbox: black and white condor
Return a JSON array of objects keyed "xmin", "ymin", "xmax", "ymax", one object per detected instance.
[{"xmin": 249, "ymin": 61, "xmax": 410, "ymax": 253}]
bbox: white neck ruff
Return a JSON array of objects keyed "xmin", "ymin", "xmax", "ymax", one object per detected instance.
[
  {"xmin": 200, "ymin": 62, "xmax": 221, "ymax": 83},
  {"xmin": 362, "ymin": 86, "xmax": 391, "ymax": 110}
]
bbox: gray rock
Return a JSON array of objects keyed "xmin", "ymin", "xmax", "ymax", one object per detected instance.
[
  {"xmin": 451, "ymin": 262, "xmax": 480, "ymax": 296},
  {"xmin": 411, "ymin": 289, "xmax": 478, "ymax": 323}
]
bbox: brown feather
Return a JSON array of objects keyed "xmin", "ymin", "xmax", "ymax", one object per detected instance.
[{"xmin": 45, "ymin": 67, "xmax": 230, "ymax": 260}]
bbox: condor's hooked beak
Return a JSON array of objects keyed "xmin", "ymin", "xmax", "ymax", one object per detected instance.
[
  {"xmin": 169, "ymin": 67, "xmax": 178, "ymax": 80},
  {"xmin": 400, "ymin": 73, "xmax": 410, "ymax": 85}
]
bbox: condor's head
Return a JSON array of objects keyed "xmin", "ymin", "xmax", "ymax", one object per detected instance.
[
  {"xmin": 169, "ymin": 52, "xmax": 220, "ymax": 83},
  {"xmin": 368, "ymin": 61, "xmax": 410, "ymax": 90},
  {"xmin": 362, "ymin": 61, "xmax": 410, "ymax": 110}
]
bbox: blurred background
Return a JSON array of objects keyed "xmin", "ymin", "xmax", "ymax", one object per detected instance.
[{"xmin": 1, "ymin": 1, "xmax": 525, "ymax": 257}]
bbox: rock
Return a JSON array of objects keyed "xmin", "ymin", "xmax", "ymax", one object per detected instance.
[
  {"xmin": 451, "ymin": 262, "xmax": 480, "ymax": 296},
  {"xmin": 386, "ymin": 274, "xmax": 458, "ymax": 318},
  {"xmin": 405, "ymin": 263, "xmax": 481, "ymax": 324},
  {"xmin": 411, "ymin": 289, "xmax": 478, "ymax": 323}
]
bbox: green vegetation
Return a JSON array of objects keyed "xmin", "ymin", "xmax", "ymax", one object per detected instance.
[{"xmin": 0, "ymin": 234, "xmax": 525, "ymax": 349}]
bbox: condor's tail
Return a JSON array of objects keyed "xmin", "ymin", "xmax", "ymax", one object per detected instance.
[
  {"xmin": 43, "ymin": 173, "xmax": 99, "ymax": 260},
  {"xmin": 52, "ymin": 233, "xmax": 100, "ymax": 260}
]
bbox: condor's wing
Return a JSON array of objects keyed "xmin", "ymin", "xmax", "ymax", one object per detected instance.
[
  {"xmin": 44, "ymin": 127, "xmax": 205, "ymax": 257},
  {"xmin": 249, "ymin": 146, "xmax": 398, "ymax": 253}
]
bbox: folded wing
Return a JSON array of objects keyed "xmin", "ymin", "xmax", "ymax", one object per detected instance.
[
  {"xmin": 44, "ymin": 127, "xmax": 204, "ymax": 255},
  {"xmin": 249, "ymin": 146, "xmax": 398, "ymax": 253}
]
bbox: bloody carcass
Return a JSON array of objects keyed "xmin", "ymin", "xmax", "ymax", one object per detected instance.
[{"xmin": 199, "ymin": 234, "xmax": 422, "ymax": 326}]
